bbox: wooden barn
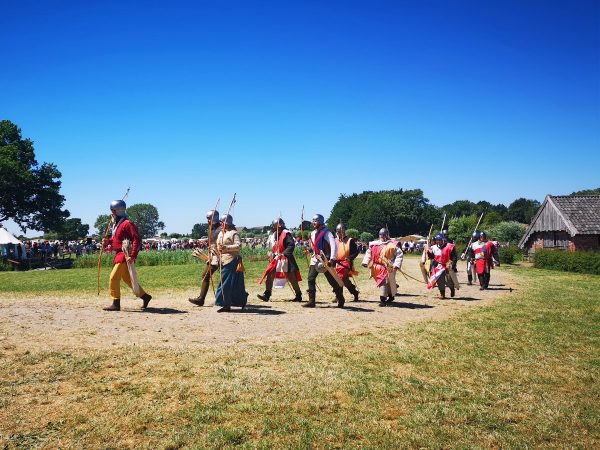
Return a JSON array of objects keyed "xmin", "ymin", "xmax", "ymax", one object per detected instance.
[{"xmin": 519, "ymin": 195, "xmax": 600, "ymax": 254}]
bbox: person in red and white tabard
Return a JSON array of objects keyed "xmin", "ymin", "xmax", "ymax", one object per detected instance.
[
  {"xmin": 257, "ymin": 217, "xmax": 303, "ymax": 302},
  {"xmin": 468, "ymin": 231, "xmax": 499, "ymax": 290}
]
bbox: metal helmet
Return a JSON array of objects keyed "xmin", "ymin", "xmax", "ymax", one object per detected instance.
[
  {"xmin": 110, "ymin": 200, "xmax": 127, "ymax": 217},
  {"xmin": 435, "ymin": 233, "xmax": 446, "ymax": 243},
  {"xmin": 379, "ymin": 228, "xmax": 389, "ymax": 239},
  {"xmin": 315, "ymin": 261, "xmax": 327, "ymax": 273},
  {"xmin": 472, "ymin": 231, "xmax": 480, "ymax": 240},
  {"xmin": 220, "ymin": 214, "xmax": 234, "ymax": 227},
  {"xmin": 272, "ymin": 217, "xmax": 285, "ymax": 229},
  {"xmin": 479, "ymin": 231, "xmax": 487, "ymax": 240},
  {"xmin": 336, "ymin": 223, "xmax": 345, "ymax": 233},
  {"xmin": 206, "ymin": 210, "xmax": 220, "ymax": 223},
  {"xmin": 110, "ymin": 199, "xmax": 126, "ymax": 210},
  {"xmin": 312, "ymin": 214, "xmax": 325, "ymax": 226},
  {"xmin": 442, "ymin": 229, "xmax": 449, "ymax": 237}
]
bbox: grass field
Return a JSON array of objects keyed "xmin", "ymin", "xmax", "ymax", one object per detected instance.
[{"xmin": 1, "ymin": 264, "xmax": 598, "ymax": 448}]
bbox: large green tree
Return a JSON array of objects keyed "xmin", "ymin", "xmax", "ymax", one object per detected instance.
[
  {"xmin": 94, "ymin": 214, "xmax": 111, "ymax": 236},
  {"xmin": 328, "ymin": 189, "xmax": 435, "ymax": 236},
  {"xmin": 191, "ymin": 223, "xmax": 209, "ymax": 239},
  {"xmin": 47, "ymin": 218, "xmax": 89, "ymax": 241},
  {"xmin": 507, "ymin": 198, "xmax": 540, "ymax": 224},
  {"xmin": 0, "ymin": 120, "xmax": 69, "ymax": 231},
  {"xmin": 127, "ymin": 203, "xmax": 165, "ymax": 238}
]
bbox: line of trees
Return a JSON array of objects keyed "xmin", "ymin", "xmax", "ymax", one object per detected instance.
[{"xmin": 327, "ymin": 189, "xmax": 544, "ymax": 241}]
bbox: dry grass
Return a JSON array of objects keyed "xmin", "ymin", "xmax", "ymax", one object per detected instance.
[{"xmin": 1, "ymin": 265, "xmax": 598, "ymax": 448}]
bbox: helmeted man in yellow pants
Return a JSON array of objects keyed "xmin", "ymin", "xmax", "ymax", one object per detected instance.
[{"xmin": 102, "ymin": 200, "xmax": 152, "ymax": 311}]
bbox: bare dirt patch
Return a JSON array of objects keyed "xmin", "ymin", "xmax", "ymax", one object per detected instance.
[{"xmin": 0, "ymin": 261, "xmax": 518, "ymax": 351}]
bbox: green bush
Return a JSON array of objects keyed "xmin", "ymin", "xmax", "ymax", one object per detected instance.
[
  {"xmin": 499, "ymin": 245, "xmax": 519, "ymax": 264},
  {"xmin": 0, "ymin": 258, "xmax": 11, "ymax": 272},
  {"xmin": 346, "ymin": 228, "xmax": 360, "ymax": 239},
  {"xmin": 533, "ymin": 249, "xmax": 600, "ymax": 275},
  {"xmin": 360, "ymin": 232, "xmax": 374, "ymax": 243},
  {"xmin": 489, "ymin": 221, "xmax": 526, "ymax": 246}
]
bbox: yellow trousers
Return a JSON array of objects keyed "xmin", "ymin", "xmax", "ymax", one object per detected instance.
[{"xmin": 109, "ymin": 262, "xmax": 146, "ymax": 300}]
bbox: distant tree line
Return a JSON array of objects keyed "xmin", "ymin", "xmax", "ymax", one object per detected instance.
[{"xmin": 327, "ymin": 189, "xmax": 546, "ymax": 240}]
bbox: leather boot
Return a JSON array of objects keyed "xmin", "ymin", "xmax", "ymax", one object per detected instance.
[
  {"xmin": 290, "ymin": 289, "xmax": 303, "ymax": 302},
  {"xmin": 141, "ymin": 293, "xmax": 152, "ymax": 309},
  {"xmin": 257, "ymin": 290, "xmax": 271, "ymax": 302},
  {"xmin": 450, "ymin": 286, "xmax": 455, "ymax": 297},
  {"xmin": 352, "ymin": 290, "xmax": 360, "ymax": 302},
  {"xmin": 103, "ymin": 299, "xmax": 120, "ymax": 311},
  {"xmin": 379, "ymin": 296, "xmax": 387, "ymax": 307},
  {"xmin": 303, "ymin": 291, "xmax": 316, "ymax": 308},
  {"xmin": 337, "ymin": 295, "xmax": 345, "ymax": 308},
  {"xmin": 189, "ymin": 281, "xmax": 209, "ymax": 305},
  {"xmin": 387, "ymin": 295, "xmax": 394, "ymax": 303},
  {"xmin": 189, "ymin": 296, "xmax": 205, "ymax": 306}
]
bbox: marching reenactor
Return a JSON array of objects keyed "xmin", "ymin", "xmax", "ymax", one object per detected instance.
[
  {"xmin": 464, "ymin": 231, "xmax": 479, "ymax": 285},
  {"xmin": 468, "ymin": 231, "xmax": 499, "ymax": 289},
  {"xmin": 214, "ymin": 214, "xmax": 248, "ymax": 312},
  {"xmin": 426, "ymin": 233, "xmax": 457, "ymax": 298},
  {"xmin": 189, "ymin": 209, "xmax": 220, "ymax": 306},
  {"xmin": 304, "ymin": 214, "xmax": 345, "ymax": 308},
  {"xmin": 102, "ymin": 200, "xmax": 152, "ymax": 311},
  {"xmin": 335, "ymin": 223, "xmax": 360, "ymax": 302},
  {"xmin": 361, "ymin": 228, "xmax": 404, "ymax": 307},
  {"xmin": 258, "ymin": 217, "xmax": 303, "ymax": 302},
  {"xmin": 442, "ymin": 229, "xmax": 460, "ymax": 290}
]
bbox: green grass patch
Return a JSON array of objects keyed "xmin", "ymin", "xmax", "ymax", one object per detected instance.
[
  {"xmin": 0, "ymin": 266, "xmax": 598, "ymax": 447},
  {"xmin": 0, "ymin": 257, "xmax": 303, "ymax": 294}
]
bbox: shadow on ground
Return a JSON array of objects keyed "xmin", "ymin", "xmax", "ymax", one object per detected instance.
[{"xmin": 125, "ymin": 307, "xmax": 188, "ymax": 314}]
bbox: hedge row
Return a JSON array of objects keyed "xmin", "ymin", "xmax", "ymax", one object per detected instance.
[
  {"xmin": 72, "ymin": 246, "xmax": 276, "ymax": 269},
  {"xmin": 533, "ymin": 249, "xmax": 600, "ymax": 275}
]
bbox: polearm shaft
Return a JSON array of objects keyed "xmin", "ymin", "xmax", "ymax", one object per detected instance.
[
  {"xmin": 461, "ymin": 211, "xmax": 485, "ymax": 256},
  {"xmin": 301, "ymin": 206, "xmax": 320, "ymax": 292},
  {"xmin": 207, "ymin": 198, "xmax": 220, "ymax": 298}
]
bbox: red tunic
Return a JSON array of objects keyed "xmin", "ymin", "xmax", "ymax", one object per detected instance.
[{"xmin": 108, "ymin": 219, "xmax": 141, "ymax": 264}]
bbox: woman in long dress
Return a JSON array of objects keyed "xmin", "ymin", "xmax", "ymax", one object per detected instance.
[{"xmin": 214, "ymin": 214, "xmax": 248, "ymax": 312}]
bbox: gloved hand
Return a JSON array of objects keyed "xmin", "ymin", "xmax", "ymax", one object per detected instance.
[
  {"xmin": 329, "ymin": 259, "xmax": 336, "ymax": 267},
  {"xmin": 460, "ymin": 253, "xmax": 466, "ymax": 260}
]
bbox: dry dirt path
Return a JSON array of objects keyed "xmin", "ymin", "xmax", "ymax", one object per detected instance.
[{"xmin": 0, "ymin": 261, "xmax": 518, "ymax": 352}]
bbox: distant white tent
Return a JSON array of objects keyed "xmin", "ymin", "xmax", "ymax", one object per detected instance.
[
  {"xmin": 0, "ymin": 227, "xmax": 21, "ymax": 245},
  {"xmin": 0, "ymin": 227, "xmax": 27, "ymax": 261}
]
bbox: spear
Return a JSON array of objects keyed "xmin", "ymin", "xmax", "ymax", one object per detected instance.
[
  {"xmin": 97, "ymin": 187, "xmax": 130, "ymax": 295},
  {"xmin": 301, "ymin": 206, "xmax": 320, "ymax": 292},
  {"xmin": 461, "ymin": 211, "xmax": 485, "ymax": 257},
  {"xmin": 440, "ymin": 212, "xmax": 447, "ymax": 234},
  {"xmin": 207, "ymin": 198, "xmax": 220, "ymax": 298}
]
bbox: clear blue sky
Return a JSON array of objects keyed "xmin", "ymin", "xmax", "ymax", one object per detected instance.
[{"xmin": 2, "ymin": 0, "xmax": 598, "ymax": 236}]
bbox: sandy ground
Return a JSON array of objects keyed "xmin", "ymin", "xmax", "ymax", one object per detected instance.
[{"xmin": 0, "ymin": 260, "xmax": 517, "ymax": 351}]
